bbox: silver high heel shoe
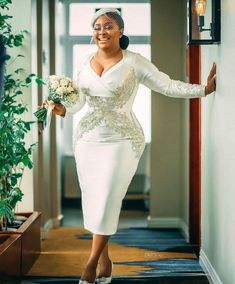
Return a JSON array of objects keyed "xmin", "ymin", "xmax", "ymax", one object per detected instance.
[{"xmin": 96, "ymin": 261, "xmax": 113, "ymax": 284}]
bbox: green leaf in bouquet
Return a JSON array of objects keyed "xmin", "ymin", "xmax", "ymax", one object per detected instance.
[{"xmin": 34, "ymin": 107, "xmax": 48, "ymax": 122}]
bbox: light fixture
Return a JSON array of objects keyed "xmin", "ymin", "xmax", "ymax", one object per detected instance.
[
  {"xmin": 195, "ymin": 0, "xmax": 207, "ymax": 16},
  {"xmin": 195, "ymin": 0, "xmax": 208, "ymax": 31},
  {"xmin": 187, "ymin": 0, "xmax": 221, "ymax": 45}
]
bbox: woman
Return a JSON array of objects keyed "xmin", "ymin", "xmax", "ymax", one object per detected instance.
[{"xmin": 44, "ymin": 8, "xmax": 216, "ymax": 284}]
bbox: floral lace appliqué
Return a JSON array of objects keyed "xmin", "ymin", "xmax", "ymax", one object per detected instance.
[
  {"xmin": 75, "ymin": 68, "xmax": 145, "ymax": 159},
  {"xmin": 81, "ymin": 68, "xmax": 136, "ymax": 109}
]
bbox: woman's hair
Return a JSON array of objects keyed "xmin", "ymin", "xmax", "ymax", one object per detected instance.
[{"xmin": 92, "ymin": 11, "xmax": 129, "ymax": 50}]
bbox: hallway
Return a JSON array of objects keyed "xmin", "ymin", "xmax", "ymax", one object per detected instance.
[
  {"xmin": 1, "ymin": 0, "xmax": 235, "ymax": 283},
  {"xmin": 0, "ymin": 204, "xmax": 209, "ymax": 284}
]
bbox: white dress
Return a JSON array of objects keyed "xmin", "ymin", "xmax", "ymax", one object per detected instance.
[{"xmin": 65, "ymin": 49, "xmax": 206, "ymax": 235}]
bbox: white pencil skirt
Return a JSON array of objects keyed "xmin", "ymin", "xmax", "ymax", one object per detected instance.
[{"xmin": 74, "ymin": 139, "xmax": 141, "ymax": 235}]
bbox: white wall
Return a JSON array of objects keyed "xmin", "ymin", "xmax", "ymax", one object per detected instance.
[
  {"xmin": 149, "ymin": 0, "xmax": 189, "ymax": 228},
  {"xmin": 200, "ymin": 0, "xmax": 235, "ymax": 283}
]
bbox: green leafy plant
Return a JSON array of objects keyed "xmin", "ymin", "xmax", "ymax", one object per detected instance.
[{"xmin": 0, "ymin": 0, "xmax": 45, "ymax": 231}]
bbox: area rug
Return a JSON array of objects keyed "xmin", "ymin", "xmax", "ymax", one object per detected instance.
[{"xmin": 23, "ymin": 226, "xmax": 208, "ymax": 282}]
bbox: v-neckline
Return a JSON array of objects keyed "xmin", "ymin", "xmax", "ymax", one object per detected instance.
[{"xmin": 89, "ymin": 50, "xmax": 126, "ymax": 79}]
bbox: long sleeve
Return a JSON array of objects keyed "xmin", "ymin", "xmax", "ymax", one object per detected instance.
[
  {"xmin": 135, "ymin": 53, "xmax": 206, "ymax": 98},
  {"xmin": 63, "ymin": 59, "xmax": 87, "ymax": 114},
  {"xmin": 63, "ymin": 91, "xmax": 86, "ymax": 114}
]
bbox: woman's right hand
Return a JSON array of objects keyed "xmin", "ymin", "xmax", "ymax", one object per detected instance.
[{"xmin": 41, "ymin": 99, "xmax": 66, "ymax": 117}]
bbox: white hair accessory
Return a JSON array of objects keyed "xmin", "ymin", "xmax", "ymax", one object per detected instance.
[{"xmin": 91, "ymin": 7, "xmax": 122, "ymax": 26}]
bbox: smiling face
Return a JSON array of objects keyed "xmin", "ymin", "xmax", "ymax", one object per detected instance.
[{"xmin": 93, "ymin": 15, "xmax": 123, "ymax": 50}]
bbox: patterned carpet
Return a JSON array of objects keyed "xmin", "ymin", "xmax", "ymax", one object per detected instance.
[{"xmin": 1, "ymin": 227, "xmax": 209, "ymax": 283}]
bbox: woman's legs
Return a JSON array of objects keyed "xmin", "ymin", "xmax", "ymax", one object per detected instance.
[
  {"xmin": 98, "ymin": 242, "xmax": 113, "ymax": 277},
  {"xmin": 80, "ymin": 234, "xmax": 111, "ymax": 282}
]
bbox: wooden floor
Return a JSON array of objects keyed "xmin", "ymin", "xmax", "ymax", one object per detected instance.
[
  {"xmin": 0, "ymin": 202, "xmax": 210, "ymax": 284},
  {"xmin": 0, "ymin": 275, "xmax": 210, "ymax": 283}
]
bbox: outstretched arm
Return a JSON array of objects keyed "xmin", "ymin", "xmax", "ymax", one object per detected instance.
[{"xmin": 135, "ymin": 53, "xmax": 216, "ymax": 98}]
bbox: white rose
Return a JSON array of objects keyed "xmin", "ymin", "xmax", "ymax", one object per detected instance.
[
  {"xmin": 56, "ymin": 86, "xmax": 67, "ymax": 96},
  {"xmin": 50, "ymin": 80, "xmax": 59, "ymax": 90},
  {"xmin": 67, "ymin": 93, "xmax": 79, "ymax": 104},
  {"xmin": 49, "ymin": 75, "xmax": 60, "ymax": 81},
  {"xmin": 67, "ymin": 86, "xmax": 74, "ymax": 93},
  {"xmin": 60, "ymin": 78, "xmax": 70, "ymax": 87},
  {"xmin": 65, "ymin": 76, "xmax": 72, "ymax": 82},
  {"xmin": 72, "ymin": 81, "xmax": 78, "ymax": 89}
]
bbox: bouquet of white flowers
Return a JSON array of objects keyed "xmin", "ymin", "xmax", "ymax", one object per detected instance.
[{"xmin": 34, "ymin": 75, "xmax": 79, "ymax": 125}]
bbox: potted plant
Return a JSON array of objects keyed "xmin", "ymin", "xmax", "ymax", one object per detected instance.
[{"xmin": 0, "ymin": 0, "xmax": 44, "ymax": 275}]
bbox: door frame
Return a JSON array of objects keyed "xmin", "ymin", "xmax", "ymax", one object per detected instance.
[{"xmin": 188, "ymin": 45, "xmax": 202, "ymax": 257}]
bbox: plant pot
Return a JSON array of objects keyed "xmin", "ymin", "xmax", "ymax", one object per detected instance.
[
  {"xmin": 0, "ymin": 234, "xmax": 22, "ymax": 276},
  {"xmin": 0, "ymin": 211, "xmax": 41, "ymax": 276}
]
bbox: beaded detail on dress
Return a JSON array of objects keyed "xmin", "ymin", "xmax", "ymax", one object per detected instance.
[
  {"xmin": 165, "ymin": 79, "xmax": 206, "ymax": 98},
  {"xmin": 81, "ymin": 68, "xmax": 136, "ymax": 109},
  {"xmin": 74, "ymin": 68, "xmax": 145, "ymax": 159}
]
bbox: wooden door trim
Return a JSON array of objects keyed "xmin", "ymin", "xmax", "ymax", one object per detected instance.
[{"xmin": 188, "ymin": 45, "xmax": 201, "ymax": 257}]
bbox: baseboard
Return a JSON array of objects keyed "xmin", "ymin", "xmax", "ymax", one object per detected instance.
[
  {"xmin": 147, "ymin": 216, "xmax": 180, "ymax": 228},
  {"xmin": 52, "ymin": 214, "xmax": 64, "ymax": 227},
  {"xmin": 40, "ymin": 214, "xmax": 64, "ymax": 239},
  {"xmin": 41, "ymin": 218, "xmax": 53, "ymax": 240},
  {"xmin": 179, "ymin": 219, "xmax": 189, "ymax": 242},
  {"xmin": 200, "ymin": 249, "xmax": 223, "ymax": 284},
  {"xmin": 147, "ymin": 216, "xmax": 189, "ymax": 240}
]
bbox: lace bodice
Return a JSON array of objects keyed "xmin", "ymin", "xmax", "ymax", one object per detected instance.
[
  {"xmin": 65, "ymin": 50, "xmax": 206, "ymax": 159},
  {"xmin": 75, "ymin": 67, "xmax": 145, "ymax": 158},
  {"xmin": 81, "ymin": 67, "xmax": 136, "ymax": 110}
]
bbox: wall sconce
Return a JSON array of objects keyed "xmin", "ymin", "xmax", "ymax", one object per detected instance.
[{"xmin": 187, "ymin": 0, "xmax": 221, "ymax": 45}]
